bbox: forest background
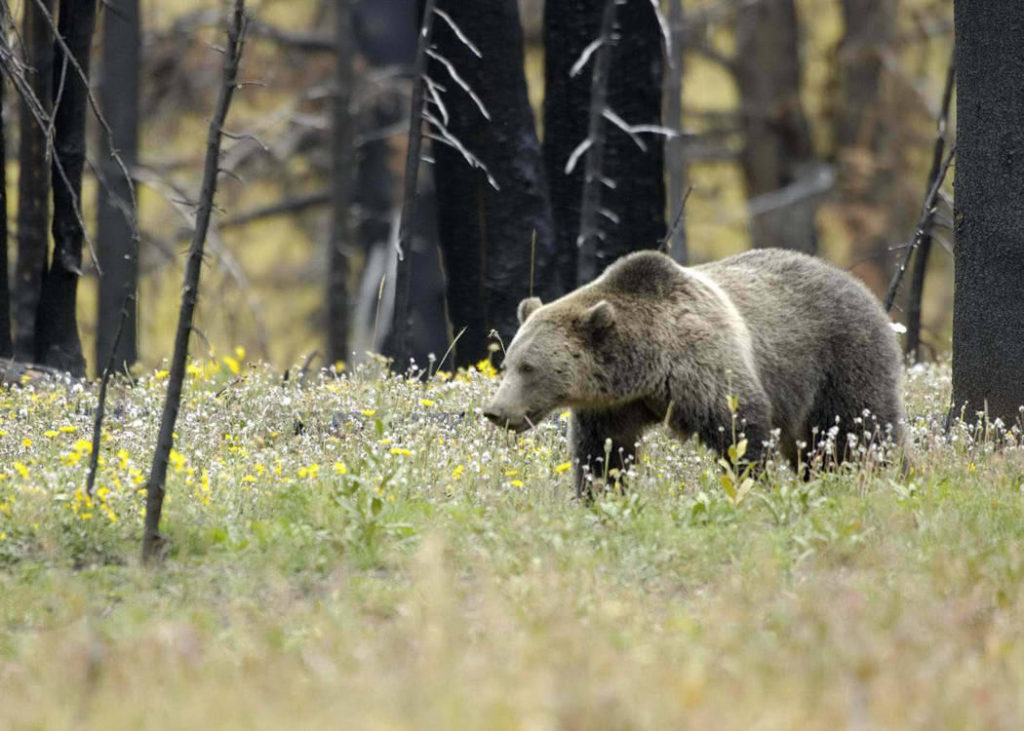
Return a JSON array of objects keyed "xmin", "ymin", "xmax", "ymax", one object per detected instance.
[{"xmin": 2, "ymin": 0, "xmax": 954, "ymax": 375}]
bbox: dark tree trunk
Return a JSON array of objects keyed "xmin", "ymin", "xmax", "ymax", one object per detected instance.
[
  {"xmin": 0, "ymin": 70, "xmax": 12, "ymax": 357},
  {"xmin": 833, "ymin": 0, "xmax": 901, "ymax": 296},
  {"xmin": 96, "ymin": 0, "xmax": 140, "ymax": 375},
  {"xmin": 950, "ymin": 0, "xmax": 1024, "ymax": 425},
  {"xmin": 734, "ymin": 0, "xmax": 820, "ymax": 253},
  {"xmin": 15, "ymin": 0, "xmax": 55, "ymax": 361},
  {"xmin": 544, "ymin": 0, "xmax": 665, "ymax": 288},
  {"xmin": 143, "ymin": 0, "xmax": 246, "ymax": 562},
  {"xmin": 664, "ymin": 0, "xmax": 687, "ymax": 264},
  {"xmin": 429, "ymin": 0, "xmax": 559, "ymax": 366},
  {"xmin": 326, "ymin": 0, "xmax": 355, "ymax": 366},
  {"xmin": 35, "ymin": 0, "xmax": 96, "ymax": 376}
]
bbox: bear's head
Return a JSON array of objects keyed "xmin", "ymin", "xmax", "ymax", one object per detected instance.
[{"xmin": 483, "ymin": 294, "xmax": 618, "ymax": 432}]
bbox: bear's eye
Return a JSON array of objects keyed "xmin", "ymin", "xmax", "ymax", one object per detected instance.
[{"xmin": 519, "ymin": 362, "xmax": 535, "ymax": 375}]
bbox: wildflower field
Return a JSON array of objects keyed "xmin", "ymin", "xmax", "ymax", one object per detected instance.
[{"xmin": 1, "ymin": 357, "xmax": 1023, "ymax": 729}]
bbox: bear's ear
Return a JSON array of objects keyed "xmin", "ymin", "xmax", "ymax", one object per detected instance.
[
  {"xmin": 517, "ymin": 297, "xmax": 543, "ymax": 325},
  {"xmin": 580, "ymin": 300, "xmax": 615, "ymax": 335}
]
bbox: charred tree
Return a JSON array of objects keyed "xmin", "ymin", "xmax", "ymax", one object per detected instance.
[
  {"xmin": 950, "ymin": 0, "xmax": 1024, "ymax": 426},
  {"xmin": 143, "ymin": 0, "xmax": 246, "ymax": 562},
  {"xmin": 544, "ymin": 0, "xmax": 665, "ymax": 288},
  {"xmin": 833, "ymin": 0, "xmax": 902, "ymax": 296},
  {"xmin": 96, "ymin": 0, "xmax": 140, "ymax": 374},
  {"xmin": 326, "ymin": 0, "xmax": 355, "ymax": 366},
  {"xmin": 734, "ymin": 0, "xmax": 821, "ymax": 253},
  {"xmin": 35, "ymin": 0, "xmax": 97, "ymax": 376},
  {"xmin": 427, "ymin": 0, "xmax": 559, "ymax": 365},
  {"xmin": 391, "ymin": 0, "xmax": 435, "ymax": 367},
  {"xmin": 15, "ymin": 0, "xmax": 55, "ymax": 361},
  {"xmin": 664, "ymin": 0, "xmax": 687, "ymax": 264},
  {"xmin": 0, "ymin": 68, "xmax": 11, "ymax": 357}
]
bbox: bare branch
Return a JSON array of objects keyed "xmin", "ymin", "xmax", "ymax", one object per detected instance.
[
  {"xmin": 426, "ymin": 47, "xmax": 490, "ymax": 120},
  {"xmin": 423, "ymin": 110, "xmax": 499, "ymax": 190},
  {"xmin": 432, "ymin": 7, "xmax": 482, "ymax": 58}
]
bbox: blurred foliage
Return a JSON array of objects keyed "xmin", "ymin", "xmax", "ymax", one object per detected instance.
[{"xmin": 2, "ymin": 0, "xmax": 954, "ymax": 373}]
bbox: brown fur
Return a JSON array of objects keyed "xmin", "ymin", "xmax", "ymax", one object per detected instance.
[{"xmin": 484, "ymin": 249, "xmax": 905, "ymax": 495}]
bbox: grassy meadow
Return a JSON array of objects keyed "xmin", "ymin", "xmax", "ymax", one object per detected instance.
[{"xmin": 1, "ymin": 357, "xmax": 1023, "ymax": 729}]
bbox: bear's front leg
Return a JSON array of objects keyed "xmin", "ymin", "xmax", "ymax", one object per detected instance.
[
  {"xmin": 694, "ymin": 393, "xmax": 772, "ymax": 474},
  {"xmin": 569, "ymin": 402, "xmax": 655, "ymax": 500}
]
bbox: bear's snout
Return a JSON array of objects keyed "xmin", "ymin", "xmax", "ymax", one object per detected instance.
[{"xmin": 482, "ymin": 404, "xmax": 533, "ymax": 433}]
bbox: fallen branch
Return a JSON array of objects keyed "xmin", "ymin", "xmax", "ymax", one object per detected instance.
[{"xmin": 142, "ymin": 0, "xmax": 247, "ymax": 563}]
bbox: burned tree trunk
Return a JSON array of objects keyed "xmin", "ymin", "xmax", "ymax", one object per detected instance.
[
  {"xmin": 833, "ymin": 0, "xmax": 901, "ymax": 296},
  {"xmin": 326, "ymin": 0, "xmax": 355, "ymax": 367},
  {"xmin": 35, "ymin": 0, "xmax": 96, "ymax": 377},
  {"xmin": 428, "ymin": 0, "xmax": 559, "ymax": 365},
  {"xmin": 734, "ymin": 0, "xmax": 821, "ymax": 253},
  {"xmin": 143, "ymin": 0, "xmax": 246, "ymax": 562},
  {"xmin": 0, "ymin": 69, "xmax": 11, "ymax": 357},
  {"xmin": 15, "ymin": 0, "xmax": 55, "ymax": 361},
  {"xmin": 950, "ymin": 0, "xmax": 1024, "ymax": 426},
  {"xmin": 544, "ymin": 0, "xmax": 665, "ymax": 288},
  {"xmin": 96, "ymin": 0, "xmax": 140, "ymax": 374},
  {"xmin": 663, "ymin": 0, "xmax": 687, "ymax": 264}
]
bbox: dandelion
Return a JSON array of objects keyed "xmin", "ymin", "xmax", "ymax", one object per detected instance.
[
  {"xmin": 390, "ymin": 447, "xmax": 412, "ymax": 457},
  {"xmin": 43, "ymin": 430, "xmax": 59, "ymax": 438},
  {"xmin": 223, "ymin": 355, "xmax": 241, "ymax": 375},
  {"xmin": 510, "ymin": 479, "xmax": 524, "ymax": 488},
  {"xmin": 22, "ymin": 438, "xmax": 32, "ymax": 448},
  {"xmin": 59, "ymin": 425, "xmax": 76, "ymax": 433},
  {"xmin": 419, "ymin": 399, "xmax": 436, "ymax": 407},
  {"xmin": 13, "ymin": 462, "xmax": 29, "ymax": 479},
  {"xmin": 475, "ymin": 358, "xmax": 498, "ymax": 379},
  {"xmin": 154, "ymin": 370, "xmax": 170, "ymax": 380},
  {"xmin": 361, "ymin": 409, "xmax": 377, "ymax": 417},
  {"xmin": 452, "ymin": 464, "xmax": 464, "ymax": 480},
  {"xmin": 333, "ymin": 462, "xmax": 348, "ymax": 475},
  {"xmin": 554, "ymin": 462, "xmax": 572, "ymax": 474}
]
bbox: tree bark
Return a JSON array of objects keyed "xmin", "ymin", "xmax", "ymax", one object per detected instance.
[
  {"xmin": 950, "ymin": 0, "xmax": 1024, "ymax": 426},
  {"xmin": 664, "ymin": 0, "xmax": 688, "ymax": 264},
  {"xmin": 734, "ymin": 0, "xmax": 820, "ymax": 253},
  {"xmin": 15, "ymin": 0, "xmax": 55, "ymax": 361},
  {"xmin": 833, "ymin": 0, "xmax": 901, "ymax": 296},
  {"xmin": 96, "ymin": 0, "xmax": 140, "ymax": 375},
  {"xmin": 544, "ymin": 0, "xmax": 665, "ymax": 289},
  {"xmin": 35, "ymin": 0, "xmax": 96, "ymax": 377},
  {"xmin": 326, "ymin": 0, "xmax": 355, "ymax": 367},
  {"xmin": 429, "ymin": 0, "xmax": 559, "ymax": 366},
  {"xmin": 0, "ymin": 67, "xmax": 11, "ymax": 357}
]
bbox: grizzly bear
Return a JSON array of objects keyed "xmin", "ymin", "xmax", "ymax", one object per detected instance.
[{"xmin": 483, "ymin": 248, "xmax": 905, "ymax": 494}]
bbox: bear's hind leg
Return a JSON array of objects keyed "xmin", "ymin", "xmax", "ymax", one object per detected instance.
[{"xmin": 570, "ymin": 402, "xmax": 655, "ymax": 500}]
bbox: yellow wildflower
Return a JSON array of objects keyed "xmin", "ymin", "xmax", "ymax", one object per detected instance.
[
  {"xmin": 554, "ymin": 462, "xmax": 572, "ymax": 474},
  {"xmin": 390, "ymin": 447, "xmax": 412, "ymax": 457}
]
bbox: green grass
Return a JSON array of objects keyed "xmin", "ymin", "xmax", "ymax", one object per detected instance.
[{"xmin": 2, "ymin": 358, "xmax": 1023, "ymax": 729}]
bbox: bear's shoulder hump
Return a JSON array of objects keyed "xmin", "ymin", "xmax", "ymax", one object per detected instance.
[{"xmin": 601, "ymin": 250, "xmax": 682, "ymax": 296}]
